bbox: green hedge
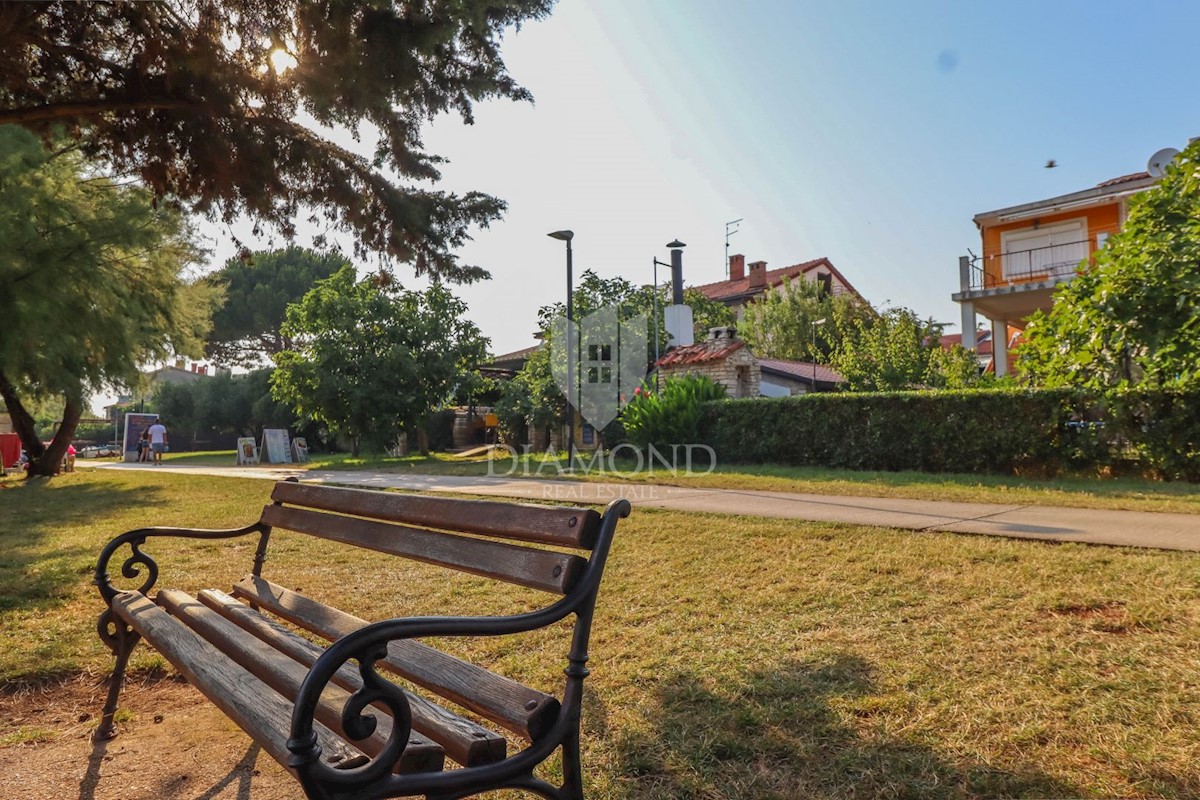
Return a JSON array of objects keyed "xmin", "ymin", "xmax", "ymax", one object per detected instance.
[{"xmin": 700, "ymin": 388, "xmax": 1199, "ymax": 480}]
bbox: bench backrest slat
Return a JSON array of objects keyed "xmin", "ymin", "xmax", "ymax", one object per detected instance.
[
  {"xmin": 270, "ymin": 482, "xmax": 601, "ymax": 549},
  {"xmin": 260, "ymin": 504, "xmax": 586, "ymax": 595},
  {"xmin": 232, "ymin": 575, "xmax": 561, "ymax": 742}
]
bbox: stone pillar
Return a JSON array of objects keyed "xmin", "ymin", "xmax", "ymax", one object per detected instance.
[
  {"xmin": 958, "ymin": 255, "xmax": 973, "ymax": 292},
  {"xmin": 960, "ymin": 301, "xmax": 977, "ymax": 351},
  {"xmin": 992, "ymin": 319, "xmax": 1009, "ymax": 376}
]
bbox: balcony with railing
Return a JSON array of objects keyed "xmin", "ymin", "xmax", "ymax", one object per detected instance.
[{"xmin": 961, "ymin": 239, "xmax": 1091, "ymax": 292}]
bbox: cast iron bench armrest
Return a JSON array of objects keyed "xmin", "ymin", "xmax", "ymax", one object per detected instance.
[
  {"xmin": 289, "ymin": 598, "xmax": 594, "ymax": 800},
  {"xmin": 94, "ymin": 523, "xmax": 268, "ymax": 604}
]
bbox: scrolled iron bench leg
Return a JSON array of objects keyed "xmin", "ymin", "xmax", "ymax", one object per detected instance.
[{"xmin": 93, "ymin": 608, "xmax": 140, "ymax": 741}]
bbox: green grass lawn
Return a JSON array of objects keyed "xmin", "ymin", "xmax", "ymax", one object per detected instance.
[
  {"xmin": 159, "ymin": 447, "xmax": 1200, "ymax": 514},
  {"xmin": 2, "ymin": 469, "xmax": 1199, "ymax": 798}
]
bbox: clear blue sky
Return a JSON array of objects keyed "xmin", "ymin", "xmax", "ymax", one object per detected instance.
[{"xmin": 202, "ymin": 0, "xmax": 1200, "ymax": 358}]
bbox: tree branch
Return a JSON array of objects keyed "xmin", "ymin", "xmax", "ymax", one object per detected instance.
[{"xmin": 0, "ymin": 98, "xmax": 201, "ymax": 126}]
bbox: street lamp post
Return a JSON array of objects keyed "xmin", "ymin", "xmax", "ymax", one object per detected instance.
[
  {"xmin": 548, "ymin": 230, "xmax": 575, "ymax": 464},
  {"xmin": 812, "ymin": 318, "xmax": 827, "ymax": 393},
  {"xmin": 652, "ymin": 257, "xmax": 672, "ymax": 389}
]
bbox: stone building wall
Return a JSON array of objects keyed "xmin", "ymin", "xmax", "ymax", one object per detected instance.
[{"xmin": 658, "ymin": 346, "xmax": 760, "ymax": 398}]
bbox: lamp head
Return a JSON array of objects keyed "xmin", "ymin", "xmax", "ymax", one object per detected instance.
[
  {"xmin": 814, "ymin": 318, "xmax": 828, "ymax": 325},
  {"xmin": 666, "ymin": 239, "xmax": 686, "ymax": 249},
  {"xmin": 547, "ymin": 230, "xmax": 574, "ymax": 242}
]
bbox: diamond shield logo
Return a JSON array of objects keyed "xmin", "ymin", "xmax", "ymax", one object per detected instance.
[{"xmin": 550, "ymin": 306, "xmax": 648, "ymax": 430}]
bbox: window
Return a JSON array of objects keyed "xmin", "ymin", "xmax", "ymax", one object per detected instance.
[
  {"xmin": 1000, "ymin": 219, "xmax": 1088, "ymax": 280},
  {"xmin": 585, "ymin": 341, "xmax": 613, "ymax": 384}
]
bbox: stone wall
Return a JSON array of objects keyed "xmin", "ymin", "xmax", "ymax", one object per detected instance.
[{"xmin": 659, "ymin": 348, "xmax": 760, "ymax": 398}]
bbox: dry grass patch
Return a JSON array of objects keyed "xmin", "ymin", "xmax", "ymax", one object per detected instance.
[{"xmin": 1, "ymin": 469, "xmax": 1199, "ymax": 798}]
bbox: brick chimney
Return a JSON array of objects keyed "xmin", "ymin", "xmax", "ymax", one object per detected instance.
[
  {"xmin": 729, "ymin": 253, "xmax": 745, "ymax": 282},
  {"xmin": 748, "ymin": 260, "xmax": 768, "ymax": 289}
]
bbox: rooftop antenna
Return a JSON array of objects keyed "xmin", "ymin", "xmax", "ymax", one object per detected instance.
[{"xmin": 724, "ymin": 218, "xmax": 742, "ymax": 277}]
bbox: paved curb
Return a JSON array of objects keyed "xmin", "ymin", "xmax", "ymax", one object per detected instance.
[{"xmin": 84, "ymin": 462, "xmax": 1200, "ymax": 552}]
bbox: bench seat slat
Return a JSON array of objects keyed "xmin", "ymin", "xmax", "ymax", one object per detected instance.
[
  {"xmin": 231, "ymin": 575, "xmax": 561, "ymax": 742},
  {"xmin": 111, "ymin": 591, "xmax": 365, "ymax": 772},
  {"xmin": 260, "ymin": 504, "xmax": 586, "ymax": 595},
  {"xmin": 271, "ymin": 482, "xmax": 601, "ymax": 549},
  {"xmin": 196, "ymin": 588, "xmax": 507, "ymax": 767},
  {"xmin": 156, "ymin": 589, "xmax": 444, "ymax": 774}
]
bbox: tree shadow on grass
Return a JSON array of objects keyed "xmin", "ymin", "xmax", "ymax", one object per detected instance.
[
  {"xmin": 0, "ymin": 477, "xmax": 166, "ymax": 616},
  {"xmin": 606, "ymin": 653, "xmax": 1081, "ymax": 800}
]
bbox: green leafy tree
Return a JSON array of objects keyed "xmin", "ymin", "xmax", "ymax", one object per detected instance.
[
  {"xmin": 271, "ymin": 266, "xmax": 487, "ymax": 455},
  {"xmin": 0, "ymin": 126, "xmax": 218, "ymax": 476},
  {"xmin": 206, "ymin": 247, "xmax": 350, "ymax": 366},
  {"xmin": 1020, "ymin": 141, "xmax": 1200, "ymax": 391},
  {"xmin": 830, "ymin": 308, "xmax": 983, "ymax": 392},
  {"xmin": 739, "ymin": 276, "xmax": 873, "ymax": 361},
  {"xmin": 154, "ymin": 368, "xmax": 308, "ymax": 448},
  {"xmin": 536, "ymin": 270, "xmax": 737, "ymax": 364},
  {"xmin": 0, "ymin": 1, "xmax": 551, "ymax": 280},
  {"xmin": 511, "ymin": 270, "xmax": 734, "ymax": 440}
]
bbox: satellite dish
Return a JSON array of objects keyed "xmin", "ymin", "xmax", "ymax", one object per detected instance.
[{"xmin": 1147, "ymin": 147, "xmax": 1181, "ymax": 178}]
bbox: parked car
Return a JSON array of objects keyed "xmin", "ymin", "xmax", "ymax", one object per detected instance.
[{"xmin": 80, "ymin": 443, "xmax": 121, "ymax": 458}]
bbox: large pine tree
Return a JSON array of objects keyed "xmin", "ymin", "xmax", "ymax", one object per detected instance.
[{"xmin": 0, "ymin": 1, "xmax": 553, "ymax": 281}]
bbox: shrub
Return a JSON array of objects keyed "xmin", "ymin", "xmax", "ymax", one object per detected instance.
[
  {"xmin": 623, "ymin": 375, "xmax": 727, "ymax": 452},
  {"xmin": 699, "ymin": 388, "xmax": 1199, "ymax": 479}
]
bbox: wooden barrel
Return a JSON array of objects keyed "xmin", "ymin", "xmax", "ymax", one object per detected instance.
[{"xmin": 452, "ymin": 411, "xmax": 474, "ymax": 449}]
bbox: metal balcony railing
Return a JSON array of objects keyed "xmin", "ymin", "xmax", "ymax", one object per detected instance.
[{"xmin": 964, "ymin": 239, "xmax": 1091, "ymax": 291}]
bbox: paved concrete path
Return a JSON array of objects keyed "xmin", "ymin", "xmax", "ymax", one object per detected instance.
[{"xmin": 86, "ymin": 462, "xmax": 1200, "ymax": 552}]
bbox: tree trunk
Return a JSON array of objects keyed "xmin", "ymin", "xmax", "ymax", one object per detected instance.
[
  {"xmin": 417, "ymin": 426, "xmax": 430, "ymax": 456},
  {"xmin": 31, "ymin": 396, "xmax": 83, "ymax": 477},
  {"xmin": 0, "ymin": 371, "xmax": 85, "ymax": 478},
  {"xmin": 0, "ymin": 369, "xmax": 45, "ymax": 461}
]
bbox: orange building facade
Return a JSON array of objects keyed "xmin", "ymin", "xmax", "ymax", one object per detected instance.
[{"xmin": 952, "ymin": 171, "xmax": 1156, "ymax": 376}]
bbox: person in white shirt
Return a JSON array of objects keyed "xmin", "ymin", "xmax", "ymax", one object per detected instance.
[{"xmin": 148, "ymin": 419, "xmax": 168, "ymax": 465}]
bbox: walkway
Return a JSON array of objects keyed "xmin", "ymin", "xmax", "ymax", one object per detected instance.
[{"xmin": 87, "ymin": 462, "xmax": 1200, "ymax": 552}]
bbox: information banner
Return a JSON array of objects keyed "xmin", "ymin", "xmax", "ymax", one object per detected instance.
[
  {"xmin": 122, "ymin": 413, "xmax": 158, "ymax": 463},
  {"xmin": 292, "ymin": 437, "xmax": 309, "ymax": 463},
  {"xmin": 236, "ymin": 437, "xmax": 259, "ymax": 465},
  {"xmin": 260, "ymin": 428, "xmax": 293, "ymax": 464}
]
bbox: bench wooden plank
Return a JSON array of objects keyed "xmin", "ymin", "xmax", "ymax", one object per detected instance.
[
  {"xmin": 231, "ymin": 575, "xmax": 561, "ymax": 742},
  {"xmin": 260, "ymin": 504, "xmax": 586, "ymax": 595},
  {"xmin": 270, "ymin": 482, "xmax": 601, "ymax": 549},
  {"xmin": 156, "ymin": 589, "xmax": 444, "ymax": 774},
  {"xmin": 196, "ymin": 588, "xmax": 507, "ymax": 767},
  {"xmin": 111, "ymin": 591, "xmax": 364, "ymax": 771}
]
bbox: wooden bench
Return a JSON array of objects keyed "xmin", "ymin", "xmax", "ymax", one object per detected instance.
[{"xmin": 93, "ymin": 479, "xmax": 630, "ymax": 799}]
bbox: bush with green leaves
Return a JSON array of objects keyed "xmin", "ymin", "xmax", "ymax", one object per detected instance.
[
  {"xmin": 622, "ymin": 375, "xmax": 727, "ymax": 452},
  {"xmin": 1020, "ymin": 140, "xmax": 1200, "ymax": 391},
  {"xmin": 699, "ymin": 388, "xmax": 1198, "ymax": 479}
]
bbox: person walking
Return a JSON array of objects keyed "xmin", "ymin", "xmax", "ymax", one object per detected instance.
[
  {"xmin": 148, "ymin": 418, "xmax": 168, "ymax": 465},
  {"xmin": 137, "ymin": 428, "xmax": 151, "ymax": 462}
]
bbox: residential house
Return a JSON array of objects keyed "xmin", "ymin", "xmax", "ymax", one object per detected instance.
[
  {"xmin": 952, "ymin": 170, "xmax": 1160, "ymax": 376},
  {"xmin": 694, "ymin": 254, "xmax": 867, "ymax": 319},
  {"xmin": 481, "ymin": 343, "xmax": 541, "ymax": 379},
  {"xmin": 758, "ymin": 358, "xmax": 846, "ymax": 396}
]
